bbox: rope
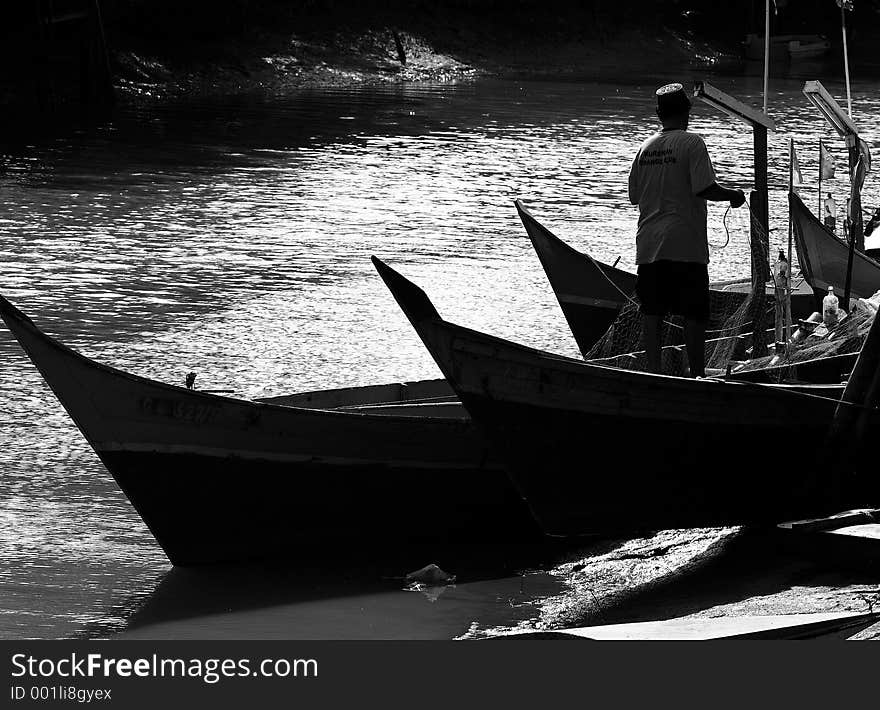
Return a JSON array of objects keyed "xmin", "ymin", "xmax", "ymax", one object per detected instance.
[
  {"xmin": 709, "ymin": 205, "xmax": 732, "ymax": 250},
  {"xmin": 584, "ymin": 196, "xmax": 768, "ymax": 336}
]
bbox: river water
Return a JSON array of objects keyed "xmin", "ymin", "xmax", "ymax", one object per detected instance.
[{"xmin": 2, "ymin": 76, "xmax": 880, "ymax": 640}]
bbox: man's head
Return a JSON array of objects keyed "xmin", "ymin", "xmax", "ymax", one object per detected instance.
[
  {"xmin": 828, "ymin": 192, "xmax": 833, "ymax": 198},
  {"xmin": 655, "ymin": 83, "xmax": 691, "ymax": 129}
]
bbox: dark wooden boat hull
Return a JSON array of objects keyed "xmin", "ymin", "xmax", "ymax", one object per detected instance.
[
  {"xmin": 373, "ymin": 257, "xmax": 877, "ymax": 538},
  {"xmin": 791, "ymin": 190, "xmax": 880, "ymax": 299},
  {"xmin": 516, "ymin": 200, "xmax": 816, "ymax": 356},
  {"xmin": 100, "ymin": 451, "xmax": 535, "ymax": 565},
  {"xmin": 0, "ymin": 295, "xmax": 539, "ymax": 566}
]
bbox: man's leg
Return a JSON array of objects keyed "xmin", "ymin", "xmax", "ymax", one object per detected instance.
[
  {"xmin": 642, "ymin": 314, "xmax": 663, "ymax": 374},
  {"xmin": 683, "ymin": 319, "xmax": 707, "ymax": 378}
]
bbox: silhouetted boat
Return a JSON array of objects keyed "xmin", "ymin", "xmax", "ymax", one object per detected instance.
[
  {"xmin": 516, "ymin": 200, "xmax": 816, "ymax": 356},
  {"xmin": 373, "ymin": 256, "xmax": 876, "ymax": 538},
  {"xmin": 743, "ymin": 33, "xmax": 830, "ymax": 62},
  {"xmin": 791, "ymin": 190, "xmax": 880, "ymax": 299},
  {"xmin": 0, "ymin": 295, "xmax": 540, "ymax": 566}
]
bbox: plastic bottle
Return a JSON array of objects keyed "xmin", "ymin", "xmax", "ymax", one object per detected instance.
[{"xmin": 822, "ymin": 286, "xmax": 839, "ymax": 327}]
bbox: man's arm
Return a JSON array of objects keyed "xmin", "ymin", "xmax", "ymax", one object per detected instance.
[
  {"xmin": 688, "ymin": 135, "xmax": 744, "ymax": 208},
  {"xmin": 627, "ymin": 155, "xmax": 639, "ymax": 205},
  {"xmin": 697, "ymin": 182, "xmax": 746, "ymax": 208}
]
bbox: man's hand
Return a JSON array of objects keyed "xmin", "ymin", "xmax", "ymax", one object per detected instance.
[
  {"xmin": 729, "ymin": 190, "xmax": 746, "ymax": 209},
  {"xmin": 697, "ymin": 183, "xmax": 746, "ymax": 208}
]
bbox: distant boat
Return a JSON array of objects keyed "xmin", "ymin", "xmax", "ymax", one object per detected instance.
[
  {"xmin": 744, "ymin": 33, "xmax": 831, "ymax": 62},
  {"xmin": 790, "ymin": 190, "xmax": 880, "ymax": 299},
  {"xmin": 516, "ymin": 200, "xmax": 816, "ymax": 357},
  {"xmin": 787, "ymin": 37, "xmax": 832, "ymax": 61},
  {"xmin": 0, "ymin": 295, "xmax": 540, "ymax": 566},
  {"xmin": 373, "ymin": 256, "xmax": 877, "ymax": 539}
]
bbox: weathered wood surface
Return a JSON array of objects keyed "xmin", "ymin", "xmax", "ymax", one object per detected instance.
[
  {"xmin": 503, "ymin": 612, "xmax": 878, "ymax": 640},
  {"xmin": 373, "ymin": 257, "xmax": 879, "ymax": 537}
]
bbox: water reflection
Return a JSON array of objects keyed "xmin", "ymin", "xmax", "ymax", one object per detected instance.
[{"xmin": 1, "ymin": 77, "xmax": 880, "ymax": 638}]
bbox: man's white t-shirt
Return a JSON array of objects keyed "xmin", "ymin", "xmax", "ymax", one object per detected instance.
[{"xmin": 628, "ymin": 129, "xmax": 717, "ymax": 265}]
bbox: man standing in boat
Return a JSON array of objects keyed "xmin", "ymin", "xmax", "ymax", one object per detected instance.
[{"xmin": 628, "ymin": 83, "xmax": 746, "ymax": 378}]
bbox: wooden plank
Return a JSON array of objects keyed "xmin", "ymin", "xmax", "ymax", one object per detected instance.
[
  {"xmin": 778, "ymin": 509, "xmax": 880, "ymax": 534},
  {"xmin": 505, "ymin": 612, "xmax": 877, "ymax": 640},
  {"xmin": 827, "ymin": 523, "xmax": 880, "ymax": 540}
]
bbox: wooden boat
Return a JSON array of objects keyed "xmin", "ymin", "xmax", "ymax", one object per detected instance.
[
  {"xmin": 0, "ymin": 295, "xmax": 541, "ymax": 566},
  {"xmin": 516, "ymin": 200, "xmax": 816, "ymax": 356},
  {"xmin": 744, "ymin": 33, "xmax": 830, "ymax": 62},
  {"xmin": 372, "ymin": 256, "xmax": 878, "ymax": 538},
  {"xmin": 791, "ymin": 190, "xmax": 880, "ymax": 300},
  {"xmin": 787, "ymin": 37, "xmax": 831, "ymax": 61},
  {"xmin": 503, "ymin": 611, "xmax": 877, "ymax": 640}
]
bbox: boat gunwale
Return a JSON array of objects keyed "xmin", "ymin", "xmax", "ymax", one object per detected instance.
[{"xmin": 0, "ymin": 293, "xmax": 464, "ymax": 426}]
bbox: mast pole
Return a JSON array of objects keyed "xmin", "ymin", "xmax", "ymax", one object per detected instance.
[
  {"xmin": 841, "ymin": 2, "xmax": 853, "ymax": 117},
  {"xmin": 818, "ymin": 138, "xmax": 823, "ymax": 218},
  {"xmin": 763, "ymin": 0, "xmax": 770, "ymax": 115},
  {"xmin": 787, "ymin": 137, "xmax": 793, "ymax": 343}
]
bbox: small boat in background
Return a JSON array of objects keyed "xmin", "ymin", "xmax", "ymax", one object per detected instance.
[
  {"xmin": 790, "ymin": 190, "xmax": 880, "ymax": 299},
  {"xmin": 744, "ymin": 33, "xmax": 830, "ymax": 62},
  {"xmin": 787, "ymin": 36, "xmax": 832, "ymax": 61},
  {"xmin": 0, "ymin": 295, "xmax": 540, "ymax": 566}
]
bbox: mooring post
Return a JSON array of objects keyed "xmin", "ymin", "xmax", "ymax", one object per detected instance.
[
  {"xmin": 693, "ymin": 82, "xmax": 775, "ymax": 360},
  {"xmin": 750, "ymin": 125, "xmax": 770, "ymax": 357}
]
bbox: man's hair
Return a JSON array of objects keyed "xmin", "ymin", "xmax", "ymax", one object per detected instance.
[{"xmin": 657, "ymin": 104, "xmax": 690, "ymax": 121}]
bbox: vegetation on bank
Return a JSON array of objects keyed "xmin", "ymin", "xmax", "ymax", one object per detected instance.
[{"xmin": 2, "ymin": 0, "xmax": 880, "ymax": 112}]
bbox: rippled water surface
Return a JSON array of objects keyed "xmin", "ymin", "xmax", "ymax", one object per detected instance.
[{"xmin": 2, "ymin": 77, "xmax": 880, "ymax": 639}]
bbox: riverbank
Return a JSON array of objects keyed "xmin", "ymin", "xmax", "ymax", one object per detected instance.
[
  {"xmin": 5, "ymin": 2, "xmax": 880, "ymax": 117},
  {"xmin": 98, "ymin": 1, "xmax": 880, "ymax": 102},
  {"xmin": 110, "ymin": 21, "xmax": 739, "ymax": 102}
]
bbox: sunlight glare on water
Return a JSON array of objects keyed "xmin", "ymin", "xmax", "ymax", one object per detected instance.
[{"xmin": 1, "ymin": 77, "xmax": 879, "ymax": 638}]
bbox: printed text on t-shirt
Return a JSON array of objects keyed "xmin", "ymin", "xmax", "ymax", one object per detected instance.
[{"xmin": 639, "ymin": 148, "xmax": 677, "ymax": 166}]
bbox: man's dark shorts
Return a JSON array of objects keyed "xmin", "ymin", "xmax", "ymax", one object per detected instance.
[{"xmin": 636, "ymin": 260, "xmax": 710, "ymax": 321}]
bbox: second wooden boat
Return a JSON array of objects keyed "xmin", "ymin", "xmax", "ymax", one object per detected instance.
[
  {"xmin": 516, "ymin": 200, "xmax": 815, "ymax": 356},
  {"xmin": 373, "ymin": 256, "xmax": 878, "ymax": 538}
]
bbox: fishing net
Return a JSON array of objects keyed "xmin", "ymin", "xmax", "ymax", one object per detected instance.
[
  {"xmin": 586, "ymin": 203, "xmax": 775, "ymax": 377},
  {"xmin": 727, "ymin": 293, "xmax": 879, "ymax": 383}
]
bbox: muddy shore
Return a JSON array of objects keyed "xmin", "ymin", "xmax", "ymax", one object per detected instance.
[
  {"xmin": 101, "ymin": 4, "xmax": 880, "ymax": 103},
  {"xmin": 110, "ymin": 22, "xmax": 739, "ymax": 102}
]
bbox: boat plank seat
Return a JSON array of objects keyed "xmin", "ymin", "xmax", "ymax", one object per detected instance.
[
  {"xmin": 500, "ymin": 612, "xmax": 878, "ymax": 640},
  {"xmin": 258, "ymin": 378, "xmax": 455, "ymax": 409}
]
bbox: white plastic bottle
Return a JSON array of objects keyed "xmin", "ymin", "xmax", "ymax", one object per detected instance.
[{"xmin": 822, "ymin": 286, "xmax": 839, "ymax": 327}]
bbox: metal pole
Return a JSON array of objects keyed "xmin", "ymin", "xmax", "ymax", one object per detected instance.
[
  {"xmin": 818, "ymin": 138, "xmax": 822, "ymax": 219},
  {"xmin": 842, "ymin": 3, "xmax": 853, "ymax": 117},
  {"xmin": 751, "ymin": 125, "xmax": 770, "ymax": 358},
  {"xmin": 787, "ymin": 137, "xmax": 794, "ymax": 342},
  {"xmin": 763, "ymin": 0, "xmax": 770, "ymax": 115},
  {"xmin": 842, "ymin": 137, "xmax": 859, "ymax": 312}
]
